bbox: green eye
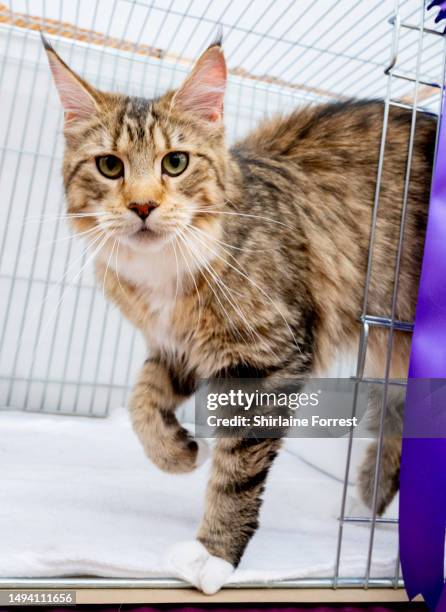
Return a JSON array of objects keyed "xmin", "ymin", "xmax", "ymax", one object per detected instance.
[
  {"xmin": 161, "ymin": 152, "xmax": 189, "ymax": 176},
  {"xmin": 96, "ymin": 155, "xmax": 124, "ymax": 179}
]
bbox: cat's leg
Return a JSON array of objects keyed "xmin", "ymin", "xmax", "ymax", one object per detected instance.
[
  {"xmin": 357, "ymin": 384, "xmax": 403, "ymax": 514},
  {"xmin": 129, "ymin": 358, "xmax": 208, "ymax": 473},
  {"xmin": 168, "ymin": 436, "xmax": 282, "ymax": 593},
  {"xmin": 358, "ymin": 436, "xmax": 401, "ymax": 514}
]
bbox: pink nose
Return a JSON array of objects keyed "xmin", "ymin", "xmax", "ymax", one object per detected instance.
[{"xmin": 128, "ymin": 201, "xmax": 158, "ymax": 221}]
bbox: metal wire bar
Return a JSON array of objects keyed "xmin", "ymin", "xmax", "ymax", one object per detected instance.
[
  {"xmin": 5, "ymin": 3, "xmax": 69, "ymax": 407},
  {"xmin": 360, "ymin": 315, "xmax": 414, "ymax": 332},
  {"xmin": 234, "ymin": 0, "xmax": 313, "ymax": 74},
  {"xmin": 2, "ymin": 2, "xmax": 66, "ymax": 409},
  {"xmin": 333, "ymin": 1, "xmax": 400, "ymax": 585},
  {"xmin": 364, "ymin": 2, "xmax": 426, "ymax": 584},
  {"xmin": 342, "ymin": 517, "xmax": 398, "ymax": 524},
  {"xmin": 274, "ymin": 0, "xmax": 365, "ymax": 86},
  {"xmin": 310, "ymin": 1, "xmax": 416, "ymax": 94},
  {"xmin": 34, "ymin": 5, "xmax": 100, "ymax": 413},
  {"xmin": 0, "ymin": 7, "xmax": 39, "ymax": 270},
  {"xmin": 348, "ymin": 17, "xmax": 441, "ymax": 101},
  {"xmin": 0, "ymin": 576, "xmax": 404, "ymax": 590},
  {"xmin": 95, "ymin": 0, "xmax": 120, "ymax": 89},
  {"xmin": 352, "ymin": 35, "xmax": 442, "ymax": 102},
  {"xmin": 393, "ymin": 543, "xmax": 400, "ymax": 588},
  {"xmin": 17, "ymin": 25, "xmax": 84, "ymax": 409},
  {"xmin": 326, "ymin": 6, "xmax": 420, "ymax": 98},
  {"xmin": 0, "ymin": 3, "xmax": 32, "ymax": 244},
  {"xmin": 285, "ymin": 0, "xmax": 387, "ymax": 89},
  {"xmin": 118, "ymin": 0, "xmax": 402, "ymax": 75},
  {"xmin": 224, "ymin": 0, "xmax": 276, "ymax": 61},
  {"xmin": 0, "ymin": 272, "xmax": 95, "ymax": 290},
  {"xmin": 0, "ymin": 3, "xmax": 14, "ymax": 86},
  {"xmin": 0, "ymin": 374, "xmax": 129, "ymax": 391}
]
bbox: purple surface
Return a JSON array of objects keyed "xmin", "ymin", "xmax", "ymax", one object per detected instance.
[{"xmin": 399, "ymin": 6, "xmax": 446, "ymax": 609}]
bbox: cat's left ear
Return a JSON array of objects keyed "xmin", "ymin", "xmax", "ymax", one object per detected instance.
[
  {"xmin": 173, "ymin": 40, "xmax": 227, "ymax": 123},
  {"xmin": 41, "ymin": 33, "xmax": 101, "ymax": 122}
]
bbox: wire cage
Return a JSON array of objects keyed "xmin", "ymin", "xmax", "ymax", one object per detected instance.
[{"xmin": 0, "ymin": 0, "xmax": 445, "ymax": 593}]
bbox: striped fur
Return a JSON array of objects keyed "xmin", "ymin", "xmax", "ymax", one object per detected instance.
[{"xmin": 46, "ymin": 40, "xmax": 436, "ymax": 580}]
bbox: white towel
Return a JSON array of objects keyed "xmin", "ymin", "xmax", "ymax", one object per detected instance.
[{"xmin": 0, "ymin": 407, "xmax": 399, "ymax": 583}]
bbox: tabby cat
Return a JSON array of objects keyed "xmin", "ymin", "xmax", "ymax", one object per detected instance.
[{"xmin": 43, "ymin": 34, "xmax": 435, "ymax": 593}]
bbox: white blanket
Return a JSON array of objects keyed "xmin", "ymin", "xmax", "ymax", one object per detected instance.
[{"xmin": 0, "ymin": 407, "xmax": 399, "ymax": 584}]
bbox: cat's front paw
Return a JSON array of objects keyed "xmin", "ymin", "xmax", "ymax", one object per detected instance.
[{"xmin": 166, "ymin": 540, "xmax": 233, "ymax": 594}]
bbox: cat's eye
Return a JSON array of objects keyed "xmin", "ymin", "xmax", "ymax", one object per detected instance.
[
  {"xmin": 161, "ymin": 152, "xmax": 189, "ymax": 176},
  {"xmin": 96, "ymin": 155, "xmax": 124, "ymax": 179}
]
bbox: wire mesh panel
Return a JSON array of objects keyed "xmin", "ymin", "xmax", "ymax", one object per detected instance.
[
  {"xmin": 0, "ymin": 1, "xmax": 443, "ymax": 417},
  {"xmin": 335, "ymin": 0, "xmax": 446, "ymax": 589},
  {"xmin": 0, "ymin": 0, "xmax": 341, "ymax": 416}
]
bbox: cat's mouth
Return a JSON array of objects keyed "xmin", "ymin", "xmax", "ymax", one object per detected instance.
[
  {"xmin": 131, "ymin": 226, "xmax": 161, "ymax": 243},
  {"xmin": 119, "ymin": 223, "xmax": 171, "ymax": 251}
]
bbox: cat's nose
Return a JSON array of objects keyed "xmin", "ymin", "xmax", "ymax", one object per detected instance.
[{"xmin": 128, "ymin": 201, "xmax": 158, "ymax": 221}]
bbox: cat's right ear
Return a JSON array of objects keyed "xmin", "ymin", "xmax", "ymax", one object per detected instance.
[
  {"xmin": 172, "ymin": 39, "xmax": 227, "ymax": 123},
  {"xmin": 41, "ymin": 33, "xmax": 100, "ymax": 122}
]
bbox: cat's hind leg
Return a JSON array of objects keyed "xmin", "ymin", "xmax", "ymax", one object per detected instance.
[
  {"xmin": 357, "ymin": 384, "xmax": 403, "ymax": 514},
  {"xmin": 358, "ymin": 437, "xmax": 401, "ymax": 515},
  {"xmin": 129, "ymin": 357, "xmax": 209, "ymax": 473}
]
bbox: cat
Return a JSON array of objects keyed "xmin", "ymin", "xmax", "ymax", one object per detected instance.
[{"xmin": 42, "ymin": 33, "xmax": 435, "ymax": 593}]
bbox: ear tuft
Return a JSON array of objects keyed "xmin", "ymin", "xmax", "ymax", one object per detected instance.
[
  {"xmin": 207, "ymin": 26, "xmax": 223, "ymax": 50},
  {"xmin": 173, "ymin": 43, "xmax": 227, "ymax": 123},
  {"xmin": 41, "ymin": 33, "xmax": 99, "ymax": 122},
  {"xmin": 40, "ymin": 31, "xmax": 54, "ymax": 52}
]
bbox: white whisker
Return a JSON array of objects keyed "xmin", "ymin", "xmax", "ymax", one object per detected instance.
[
  {"xmin": 26, "ymin": 232, "xmax": 110, "ymax": 372},
  {"xmin": 171, "ymin": 236, "xmax": 181, "ymax": 307},
  {"xmin": 114, "ymin": 240, "xmax": 127, "ymax": 297},
  {"xmin": 102, "ymin": 239, "xmax": 116, "ymax": 298},
  {"xmin": 181, "ymin": 229, "xmax": 255, "ymax": 347},
  {"xmin": 22, "ymin": 223, "xmax": 108, "ymax": 257},
  {"xmin": 187, "ymin": 224, "xmax": 301, "ymax": 355},
  {"xmin": 176, "ymin": 233, "xmax": 203, "ymax": 329},
  {"xmin": 177, "ymin": 232, "xmax": 238, "ymax": 338},
  {"xmin": 192, "ymin": 208, "xmax": 291, "ymax": 229},
  {"xmin": 21, "ymin": 211, "xmax": 110, "ymax": 225},
  {"xmin": 185, "ymin": 227, "xmax": 271, "ymax": 348},
  {"xmin": 191, "ymin": 223, "xmax": 258, "ymax": 254}
]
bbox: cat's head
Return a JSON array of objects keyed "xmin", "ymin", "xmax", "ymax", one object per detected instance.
[{"xmin": 43, "ymin": 35, "xmax": 228, "ymax": 256}]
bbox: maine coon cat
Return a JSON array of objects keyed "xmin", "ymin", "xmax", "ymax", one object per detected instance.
[{"xmin": 43, "ymin": 34, "xmax": 435, "ymax": 593}]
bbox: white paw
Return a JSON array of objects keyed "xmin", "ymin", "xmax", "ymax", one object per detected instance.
[
  {"xmin": 195, "ymin": 439, "xmax": 211, "ymax": 468},
  {"xmin": 166, "ymin": 540, "xmax": 233, "ymax": 594}
]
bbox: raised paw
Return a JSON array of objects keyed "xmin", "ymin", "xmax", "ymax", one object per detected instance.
[
  {"xmin": 148, "ymin": 435, "xmax": 210, "ymax": 474},
  {"xmin": 166, "ymin": 540, "xmax": 234, "ymax": 594},
  {"xmin": 133, "ymin": 408, "xmax": 211, "ymax": 473}
]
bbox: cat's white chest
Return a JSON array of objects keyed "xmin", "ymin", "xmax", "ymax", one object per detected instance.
[
  {"xmin": 144, "ymin": 296, "xmax": 178, "ymax": 353},
  {"xmin": 112, "ymin": 243, "xmax": 178, "ymax": 289},
  {"xmin": 106, "ymin": 243, "xmax": 181, "ymax": 353}
]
